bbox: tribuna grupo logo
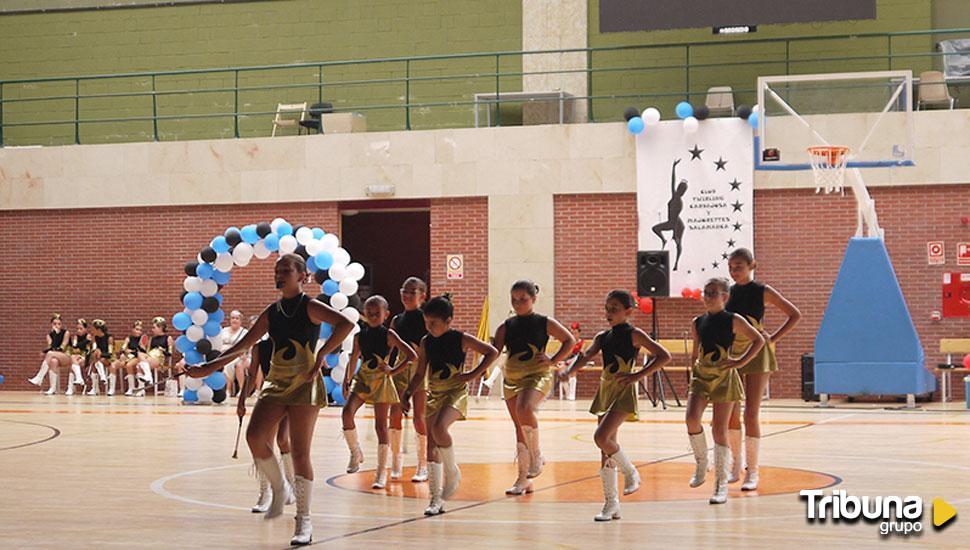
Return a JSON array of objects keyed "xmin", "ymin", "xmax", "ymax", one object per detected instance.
[{"xmin": 800, "ymin": 490, "xmax": 957, "ymax": 537}]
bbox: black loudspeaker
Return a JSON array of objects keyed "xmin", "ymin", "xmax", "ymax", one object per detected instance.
[
  {"xmin": 801, "ymin": 353, "xmax": 819, "ymax": 402},
  {"xmin": 637, "ymin": 250, "xmax": 669, "ymax": 297}
]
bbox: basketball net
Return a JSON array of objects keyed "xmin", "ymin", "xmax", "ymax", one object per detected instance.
[{"xmin": 807, "ymin": 146, "xmax": 850, "ymax": 194}]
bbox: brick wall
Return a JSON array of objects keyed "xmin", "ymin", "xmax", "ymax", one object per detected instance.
[
  {"xmin": 429, "ymin": 197, "xmax": 489, "ymax": 336},
  {"xmin": 555, "ymin": 187, "xmax": 970, "ymax": 402}
]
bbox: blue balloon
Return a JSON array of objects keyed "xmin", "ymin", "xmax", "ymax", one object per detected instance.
[
  {"xmin": 224, "ymin": 226, "xmax": 240, "ymax": 238},
  {"xmin": 211, "ymin": 236, "xmax": 230, "ymax": 254},
  {"xmin": 276, "ymin": 221, "xmax": 293, "ymax": 237},
  {"xmin": 627, "ymin": 116, "xmax": 645, "ymax": 135},
  {"xmin": 213, "ymin": 293, "xmax": 223, "ymax": 305},
  {"xmin": 203, "ymin": 320, "xmax": 221, "ymax": 338},
  {"xmin": 196, "ymin": 263, "xmax": 214, "ymax": 280},
  {"xmin": 0, "ymin": 374, "xmax": 5, "ymax": 385},
  {"xmin": 183, "ymin": 292, "xmax": 203, "ymax": 310},
  {"xmin": 322, "ymin": 279, "xmax": 339, "ymax": 296},
  {"xmin": 325, "ymin": 353, "xmax": 340, "ymax": 368},
  {"xmin": 210, "ymin": 309, "xmax": 225, "ymax": 324},
  {"xmin": 213, "ymin": 270, "xmax": 231, "ymax": 285},
  {"xmin": 175, "ymin": 335, "xmax": 194, "ymax": 354},
  {"xmin": 332, "ymin": 385, "xmax": 345, "ymax": 406},
  {"xmin": 675, "ymin": 101, "xmax": 694, "ymax": 119},
  {"xmin": 204, "ymin": 371, "xmax": 227, "ymax": 391},
  {"xmin": 314, "ymin": 251, "xmax": 334, "ymax": 270},
  {"xmin": 264, "ymin": 233, "xmax": 280, "ymax": 252},
  {"xmin": 323, "ymin": 375, "xmax": 336, "ymax": 393},
  {"xmin": 319, "ymin": 322, "xmax": 333, "ymax": 339},
  {"xmin": 748, "ymin": 111, "xmax": 759, "ymax": 129},
  {"xmin": 241, "ymin": 225, "xmax": 259, "ymax": 244},
  {"xmin": 184, "ymin": 350, "xmax": 203, "ymax": 366},
  {"xmin": 312, "ymin": 228, "xmax": 325, "ymax": 240},
  {"xmin": 173, "ymin": 312, "xmax": 192, "ymax": 331},
  {"xmin": 183, "ymin": 388, "xmax": 199, "ymax": 402},
  {"xmin": 306, "ymin": 256, "xmax": 318, "ymax": 273}
]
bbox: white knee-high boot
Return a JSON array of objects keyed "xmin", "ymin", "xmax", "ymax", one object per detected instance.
[
  {"xmin": 437, "ymin": 445, "xmax": 461, "ymax": 500},
  {"xmin": 342, "ymin": 429, "xmax": 364, "ymax": 473},
  {"xmin": 412, "ymin": 433, "xmax": 429, "ymax": 482},
  {"xmin": 254, "ymin": 455, "xmax": 286, "ymax": 519},
  {"xmin": 688, "ymin": 431, "xmax": 709, "ymax": 488},
  {"xmin": 124, "ymin": 374, "xmax": 135, "ymax": 396},
  {"xmin": 45, "ymin": 370, "xmax": 58, "ymax": 395},
  {"xmin": 611, "ymin": 449, "xmax": 641, "ymax": 495},
  {"xmin": 389, "ymin": 428, "xmax": 403, "ymax": 480},
  {"xmin": 594, "ymin": 459, "xmax": 621, "ymax": 521},
  {"xmin": 523, "ymin": 426, "xmax": 544, "ymax": 478},
  {"xmin": 252, "ymin": 470, "xmax": 272, "ymax": 513},
  {"xmin": 281, "ymin": 452, "xmax": 296, "ymax": 505},
  {"xmin": 372, "ymin": 443, "xmax": 389, "ymax": 489},
  {"xmin": 709, "ymin": 444, "xmax": 731, "ymax": 504},
  {"xmin": 107, "ymin": 372, "xmax": 117, "ymax": 396},
  {"xmin": 741, "ymin": 436, "xmax": 760, "ymax": 491},
  {"xmin": 29, "ymin": 361, "xmax": 49, "ymax": 386},
  {"xmin": 290, "ymin": 476, "xmax": 313, "ymax": 545},
  {"xmin": 728, "ymin": 428, "xmax": 743, "ymax": 482},
  {"xmin": 87, "ymin": 372, "xmax": 100, "ymax": 395},
  {"xmin": 424, "ymin": 462, "xmax": 444, "ymax": 516},
  {"xmin": 505, "ymin": 442, "xmax": 533, "ymax": 495},
  {"xmin": 71, "ymin": 363, "xmax": 85, "ymax": 388}
]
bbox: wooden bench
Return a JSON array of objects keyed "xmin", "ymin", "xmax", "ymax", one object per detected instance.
[{"xmin": 938, "ymin": 338, "xmax": 970, "ymax": 403}]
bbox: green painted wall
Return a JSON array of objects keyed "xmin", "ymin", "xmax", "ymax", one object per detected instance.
[
  {"xmin": 0, "ymin": 0, "xmax": 522, "ymax": 145},
  {"xmin": 587, "ymin": 0, "xmax": 935, "ymax": 120}
]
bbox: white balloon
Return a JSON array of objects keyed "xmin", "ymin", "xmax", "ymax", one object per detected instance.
[
  {"xmin": 184, "ymin": 376, "xmax": 204, "ymax": 391},
  {"xmin": 232, "ymin": 242, "xmax": 254, "ymax": 265},
  {"xmin": 270, "ymin": 217, "xmax": 286, "ymax": 231},
  {"xmin": 305, "ymin": 239, "xmax": 323, "ymax": 257},
  {"xmin": 642, "ymin": 107, "xmax": 661, "ymax": 126},
  {"xmin": 343, "ymin": 307, "xmax": 360, "ymax": 324},
  {"xmin": 196, "ymin": 385, "xmax": 214, "ymax": 404},
  {"xmin": 279, "ymin": 235, "xmax": 298, "ymax": 255},
  {"xmin": 191, "ymin": 309, "xmax": 209, "ymax": 326},
  {"xmin": 253, "ymin": 240, "xmax": 271, "ymax": 259},
  {"xmin": 342, "ymin": 332, "xmax": 355, "ymax": 349},
  {"xmin": 183, "ymin": 277, "xmax": 202, "ymax": 293},
  {"xmin": 331, "ymin": 365, "xmax": 345, "ymax": 382},
  {"xmin": 332, "ymin": 247, "xmax": 350, "ymax": 268},
  {"xmin": 752, "ymin": 104, "xmax": 760, "ymax": 114},
  {"xmin": 338, "ymin": 350, "xmax": 351, "ymax": 368},
  {"xmin": 339, "ymin": 278, "xmax": 359, "ymax": 296},
  {"xmin": 320, "ymin": 233, "xmax": 339, "ymax": 252},
  {"xmin": 350, "ymin": 323, "xmax": 361, "ymax": 335},
  {"xmin": 186, "ymin": 325, "xmax": 204, "ymax": 342},
  {"xmin": 683, "ymin": 116, "xmax": 699, "ymax": 134},
  {"xmin": 233, "ymin": 254, "xmax": 251, "ymax": 268},
  {"xmin": 208, "ymin": 333, "xmax": 223, "ymax": 350},
  {"xmin": 345, "ymin": 262, "xmax": 365, "ymax": 281},
  {"xmin": 214, "ymin": 252, "xmax": 234, "ymax": 272},
  {"xmin": 200, "ymin": 279, "xmax": 219, "ymax": 298},
  {"xmin": 328, "ymin": 264, "xmax": 347, "ymax": 281},
  {"xmin": 295, "ymin": 226, "xmax": 314, "ymax": 246},
  {"xmin": 330, "ymin": 292, "xmax": 349, "ymax": 310}
]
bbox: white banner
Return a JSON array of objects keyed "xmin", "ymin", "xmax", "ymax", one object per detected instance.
[{"xmin": 636, "ymin": 119, "xmax": 754, "ymax": 296}]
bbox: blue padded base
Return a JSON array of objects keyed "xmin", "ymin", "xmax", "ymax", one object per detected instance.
[{"xmin": 814, "ymin": 361, "xmax": 937, "ymax": 395}]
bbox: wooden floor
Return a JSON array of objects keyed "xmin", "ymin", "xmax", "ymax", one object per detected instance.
[{"xmin": 1, "ymin": 391, "xmax": 968, "ymax": 549}]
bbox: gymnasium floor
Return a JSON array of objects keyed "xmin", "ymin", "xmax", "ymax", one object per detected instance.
[{"xmin": 1, "ymin": 391, "xmax": 967, "ymax": 549}]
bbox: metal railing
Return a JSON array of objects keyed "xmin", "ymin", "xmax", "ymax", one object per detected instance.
[{"xmin": 0, "ymin": 27, "xmax": 967, "ymax": 146}]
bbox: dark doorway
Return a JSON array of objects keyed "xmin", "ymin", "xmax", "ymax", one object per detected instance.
[{"xmin": 340, "ymin": 200, "xmax": 431, "ymax": 319}]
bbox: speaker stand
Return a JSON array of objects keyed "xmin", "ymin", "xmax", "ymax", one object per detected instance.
[{"xmin": 641, "ymin": 299, "xmax": 682, "ymax": 409}]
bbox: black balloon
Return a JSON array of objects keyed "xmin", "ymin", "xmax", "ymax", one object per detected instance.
[
  {"xmin": 694, "ymin": 105, "xmax": 710, "ymax": 121},
  {"xmin": 295, "ymin": 245, "xmax": 309, "ymax": 260},
  {"xmin": 212, "ymin": 388, "xmax": 227, "ymax": 404},
  {"xmin": 736, "ymin": 105, "xmax": 752, "ymax": 120},
  {"xmin": 200, "ymin": 246, "xmax": 217, "ymax": 263},
  {"xmin": 256, "ymin": 222, "xmax": 272, "ymax": 238},
  {"xmin": 205, "ymin": 350, "xmax": 221, "ymax": 362},
  {"xmin": 201, "ymin": 297, "xmax": 219, "ymax": 313},
  {"xmin": 225, "ymin": 229, "xmax": 242, "ymax": 247},
  {"xmin": 195, "ymin": 339, "xmax": 212, "ymax": 354},
  {"xmin": 623, "ymin": 106, "xmax": 639, "ymax": 121},
  {"xmin": 184, "ymin": 261, "xmax": 199, "ymax": 277},
  {"xmin": 314, "ymin": 270, "xmax": 327, "ymax": 284}
]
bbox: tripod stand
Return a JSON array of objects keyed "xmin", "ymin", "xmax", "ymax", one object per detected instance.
[{"xmin": 638, "ymin": 299, "xmax": 682, "ymax": 409}]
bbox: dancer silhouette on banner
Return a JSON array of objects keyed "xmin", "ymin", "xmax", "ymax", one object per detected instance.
[{"xmin": 652, "ymin": 158, "xmax": 688, "ymax": 271}]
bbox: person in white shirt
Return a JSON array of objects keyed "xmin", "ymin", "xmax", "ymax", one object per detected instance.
[{"xmin": 220, "ymin": 310, "xmax": 250, "ymax": 397}]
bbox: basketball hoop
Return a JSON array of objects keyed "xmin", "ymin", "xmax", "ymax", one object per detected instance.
[{"xmin": 807, "ymin": 146, "xmax": 850, "ymax": 194}]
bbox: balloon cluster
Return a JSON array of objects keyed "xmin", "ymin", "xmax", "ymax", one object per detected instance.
[
  {"xmin": 183, "ymin": 370, "xmax": 227, "ymax": 404},
  {"xmin": 630, "ymin": 292, "xmax": 654, "ymax": 315},
  {"xmin": 680, "ymin": 287, "xmax": 703, "ymax": 300},
  {"xmin": 172, "ymin": 218, "xmax": 365, "ymax": 404},
  {"xmin": 623, "ymin": 102, "xmax": 759, "ymax": 135}
]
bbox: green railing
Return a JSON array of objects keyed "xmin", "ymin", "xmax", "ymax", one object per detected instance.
[{"xmin": 1, "ymin": 27, "xmax": 968, "ymax": 146}]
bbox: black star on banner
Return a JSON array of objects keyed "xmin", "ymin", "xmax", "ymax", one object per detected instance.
[
  {"xmin": 712, "ymin": 261, "xmax": 720, "ymax": 269},
  {"xmin": 689, "ymin": 144, "xmax": 704, "ymax": 160},
  {"xmin": 714, "ymin": 157, "xmax": 728, "ymax": 171},
  {"xmin": 731, "ymin": 200, "xmax": 744, "ymax": 212},
  {"xmin": 729, "ymin": 178, "xmax": 742, "ymax": 191},
  {"xmin": 721, "ymin": 252, "xmax": 729, "ymax": 260},
  {"xmin": 727, "ymin": 239, "xmax": 736, "ymax": 247},
  {"xmin": 733, "ymin": 222, "xmax": 743, "ymax": 232}
]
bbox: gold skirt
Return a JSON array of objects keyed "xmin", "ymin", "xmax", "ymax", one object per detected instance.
[
  {"xmin": 733, "ymin": 338, "xmax": 777, "ymax": 375},
  {"xmin": 589, "ymin": 376, "xmax": 638, "ymax": 421},
  {"xmin": 689, "ymin": 359, "xmax": 744, "ymax": 403},
  {"xmin": 350, "ymin": 367, "xmax": 400, "ymax": 405},
  {"xmin": 426, "ymin": 383, "xmax": 467, "ymax": 420},
  {"xmin": 503, "ymin": 362, "xmax": 553, "ymax": 400},
  {"xmin": 260, "ymin": 363, "xmax": 326, "ymax": 407},
  {"xmin": 392, "ymin": 362, "xmax": 427, "ymax": 394},
  {"xmin": 147, "ymin": 348, "xmax": 167, "ymax": 363}
]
